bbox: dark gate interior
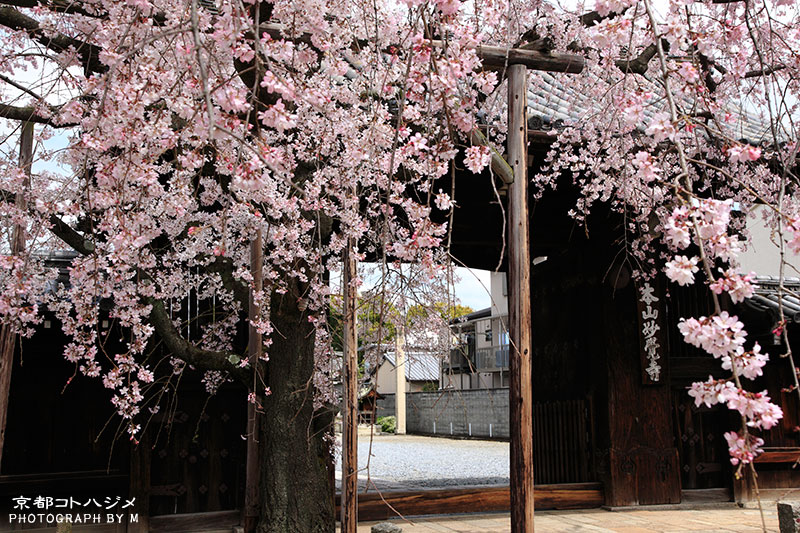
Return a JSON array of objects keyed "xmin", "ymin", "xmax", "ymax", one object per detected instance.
[
  {"xmin": 533, "ymin": 399, "xmax": 594, "ymax": 484},
  {"xmin": 147, "ymin": 384, "xmax": 246, "ymax": 516},
  {"xmin": 666, "ymin": 283, "xmax": 734, "ymax": 491},
  {"xmin": 671, "ymin": 390, "xmax": 732, "ymax": 489}
]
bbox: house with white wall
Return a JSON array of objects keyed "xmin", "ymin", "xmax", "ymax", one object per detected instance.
[{"xmin": 443, "ymin": 272, "xmax": 511, "ymax": 390}]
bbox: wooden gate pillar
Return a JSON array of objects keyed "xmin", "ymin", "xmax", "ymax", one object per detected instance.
[
  {"xmin": 507, "ymin": 64, "xmax": 535, "ymax": 532},
  {"xmin": 341, "ymin": 241, "xmax": 358, "ymax": 532}
]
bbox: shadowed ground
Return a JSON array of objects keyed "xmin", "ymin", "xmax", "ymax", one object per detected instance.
[{"xmin": 340, "ymin": 506, "xmax": 781, "ymax": 532}]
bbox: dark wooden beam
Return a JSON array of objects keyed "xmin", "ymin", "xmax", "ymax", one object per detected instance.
[
  {"xmin": 753, "ymin": 449, "xmax": 800, "ymax": 464},
  {"xmin": 128, "ymin": 430, "xmax": 151, "ymax": 533},
  {"xmin": 477, "ymin": 44, "xmax": 584, "ymax": 74},
  {"xmin": 259, "ymin": 23, "xmax": 584, "ymax": 75},
  {"xmin": 334, "ymin": 483, "xmax": 604, "ymax": 521},
  {"xmin": 149, "ymin": 511, "xmax": 239, "ymax": 533},
  {"xmin": 529, "ymin": 130, "xmax": 559, "ymax": 145},
  {"xmin": 340, "ymin": 239, "xmax": 358, "ymax": 532},
  {"xmin": 243, "ymin": 229, "xmax": 263, "ymax": 533},
  {"xmin": 507, "ymin": 64, "xmax": 535, "ymax": 532},
  {"xmin": 0, "ymin": 121, "xmax": 31, "ymax": 470}
]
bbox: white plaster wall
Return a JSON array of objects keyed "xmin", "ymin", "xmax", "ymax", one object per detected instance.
[
  {"xmin": 490, "ymin": 272, "xmax": 509, "ymax": 316},
  {"xmin": 376, "ymin": 359, "xmax": 399, "ymax": 394},
  {"xmin": 739, "ymin": 205, "xmax": 800, "ymax": 278}
]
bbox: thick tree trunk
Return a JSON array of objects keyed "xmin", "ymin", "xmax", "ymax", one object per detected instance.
[{"xmin": 258, "ymin": 280, "xmax": 335, "ymax": 533}]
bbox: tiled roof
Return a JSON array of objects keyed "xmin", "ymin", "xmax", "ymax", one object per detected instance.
[
  {"xmin": 527, "ymin": 71, "xmax": 772, "ymax": 145},
  {"xmin": 745, "ymin": 276, "xmax": 800, "ymax": 323}
]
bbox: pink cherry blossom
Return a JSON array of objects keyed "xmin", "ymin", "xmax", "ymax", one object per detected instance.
[
  {"xmin": 677, "ymin": 62, "xmax": 699, "ymax": 83},
  {"xmin": 688, "ymin": 377, "xmax": 737, "ymax": 408},
  {"xmin": 728, "ymin": 144, "xmax": 762, "ymax": 163},
  {"xmin": 664, "ymin": 206, "xmax": 691, "ymax": 250},
  {"xmin": 645, "ymin": 113, "xmax": 677, "ymax": 143},
  {"xmin": 725, "ymin": 389, "xmax": 783, "ymax": 430},
  {"xmin": 724, "ymin": 431, "xmax": 764, "ymax": 466},
  {"xmin": 709, "ymin": 270, "xmax": 755, "ymax": 304},
  {"xmin": 464, "ymin": 146, "xmax": 491, "ymax": 174},
  {"xmin": 695, "ymin": 199, "xmax": 732, "ymax": 241},
  {"xmin": 678, "ymin": 311, "xmax": 747, "ymax": 358},
  {"xmin": 664, "ymin": 255, "xmax": 699, "ymax": 286},
  {"xmin": 721, "ymin": 343, "xmax": 769, "ymax": 380},
  {"xmin": 787, "ymin": 219, "xmax": 800, "ymax": 254},
  {"xmin": 632, "ymin": 151, "xmax": 660, "ymax": 183}
]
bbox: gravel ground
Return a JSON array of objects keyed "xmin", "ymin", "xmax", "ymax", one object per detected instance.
[{"xmin": 334, "ymin": 434, "xmax": 509, "ymax": 490}]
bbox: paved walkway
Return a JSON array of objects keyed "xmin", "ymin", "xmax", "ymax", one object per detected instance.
[{"xmin": 344, "ymin": 506, "xmax": 782, "ymax": 532}]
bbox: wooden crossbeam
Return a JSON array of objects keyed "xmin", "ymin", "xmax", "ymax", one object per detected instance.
[
  {"xmin": 259, "ymin": 23, "xmax": 585, "ymax": 75},
  {"xmin": 476, "ymin": 44, "xmax": 584, "ymax": 73}
]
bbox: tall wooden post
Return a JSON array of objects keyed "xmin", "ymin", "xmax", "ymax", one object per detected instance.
[
  {"xmin": 244, "ymin": 229, "xmax": 263, "ymax": 532},
  {"xmin": 128, "ymin": 426, "xmax": 151, "ymax": 533},
  {"xmin": 507, "ymin": 64, "xmax": 535, "ymax": 532},
  {"xmin": 341, "ymin": 240, "xmax": 358, "ymax": 532},
  {"xmin": 394, "ymin": 323, "xmax": 406, "ymax": 434},
  {"xmin": 0, "ymin": 121, "xmax": 33, "ymax": 468}
]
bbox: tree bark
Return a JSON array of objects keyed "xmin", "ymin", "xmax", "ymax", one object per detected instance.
[{"xmin": 257, "ymin": 279, "xmax": 335, "ymax": 533}]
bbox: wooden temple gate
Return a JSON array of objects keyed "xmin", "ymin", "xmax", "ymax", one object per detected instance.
[{"xmin": 15, "ymin": 19, "xmax": 800, "ymax": 533}]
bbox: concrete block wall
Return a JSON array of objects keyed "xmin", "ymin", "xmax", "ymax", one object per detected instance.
[
  {"xmin": 375, "ymin": 389, "xmax": 509, "ymax": 439},
  {"xmin": 376, "ymin": 393, "xmax": 395, "ymax": 418}
]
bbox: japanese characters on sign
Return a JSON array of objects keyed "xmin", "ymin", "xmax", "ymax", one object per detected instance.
[{"xmin": 639, "ymin": 282, "xmax": 662, "ymax": 383}]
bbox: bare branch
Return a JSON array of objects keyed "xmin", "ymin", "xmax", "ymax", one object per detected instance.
[
  {"xmin": 47, "ymin": 214, "xmax": 95, "ymax": 254},
  {"xmin": 580, "ymin": 9, "xmax": 628, "ymax": 27},
  {"xmin": 147, "ymin": 298, "xmax": 246, "ymax": 380},
  {"xmin": 0, "ymin": 0, "xmax": 101, "ymax": 17},
  {"xmin": 0, "ymin": 6, "xmax": 104, "ymax": 73},
  {"xmin": 745, "ymin": 64, "xmax": 786, "ymax": 78},
  {"xmin": 0, "ymin": 102, "xmax": 75, "ymax": 126},
  {"xmin": 0, "ymin": 74, "xmax": 42, "ymax": 100},
  {"xmin": 614, "ymin": 40, "xmax": 669, "ymax": 75}
]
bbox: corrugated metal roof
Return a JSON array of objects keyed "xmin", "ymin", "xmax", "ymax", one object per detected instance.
[{"xmin": 383, "ymin": 351, "xmax": 441, "ymax": 382}]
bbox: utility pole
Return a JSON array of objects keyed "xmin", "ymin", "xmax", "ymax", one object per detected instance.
[{"xmin": 394, "ymin": 323, "xmax": 406, "ymax": 434}]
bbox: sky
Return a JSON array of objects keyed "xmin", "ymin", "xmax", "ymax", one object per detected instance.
[
  {"xmin": 453, "ymin": 267, "xmax": 492, "ymax": 311},
  {"xmin": 329, "ymin": 264, "xmax": 493, "ymax": 311}
]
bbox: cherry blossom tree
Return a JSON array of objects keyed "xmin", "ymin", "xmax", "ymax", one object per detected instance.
[
  {"xmin": 537, "ymin": 0, "xmax": 799, "ymax": 495},
  {"xmin": 0, "ymin": 0, "xmax": 799, "ymax": 528},
  {"xmin": 0, "ymin": 0, "xmax": 514, "ymax": 528}
]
